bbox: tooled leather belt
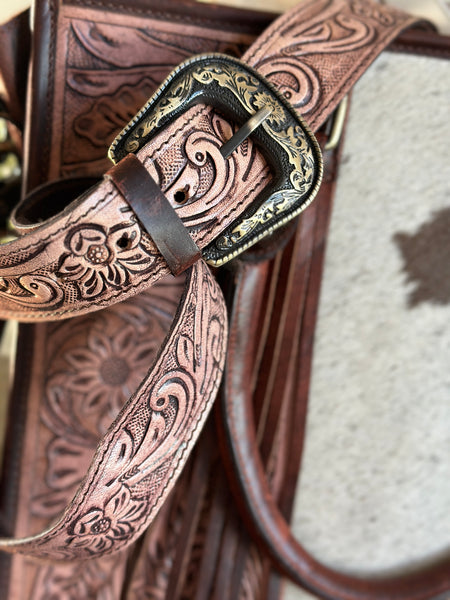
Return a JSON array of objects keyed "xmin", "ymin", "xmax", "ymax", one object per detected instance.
[
  {"xmin": 0, "ymin": 0, "xmax": 418, "ymax": 321},
  {"xmin": 0, "ymin": 0, "xmax": 439, "ymax": 588}
]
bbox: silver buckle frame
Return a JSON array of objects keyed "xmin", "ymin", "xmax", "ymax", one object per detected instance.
[{"xmin": 109, "ymin": 53, "xmax": 323, "ymax": 266}]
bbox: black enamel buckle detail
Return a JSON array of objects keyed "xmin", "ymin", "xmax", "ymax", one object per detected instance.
[{"xmin": 109, "ymin": 53, "xmax": 323, "ymax": 266}]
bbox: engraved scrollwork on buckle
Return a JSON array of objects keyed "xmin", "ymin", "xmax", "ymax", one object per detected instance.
[{"xmin": 109, "ymin": 54, "xmax": 323, "ymax": 266}]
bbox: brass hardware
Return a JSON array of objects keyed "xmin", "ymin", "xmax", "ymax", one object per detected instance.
[
  {"xmin": 110, "ymin": 53, "xmax": 323, "ymax": 266},
  {"xmin": 0, "ymin": 153, "xmax": 20, "ymax": 181},
  {"xmin": 0, "ymin": 234, "xmax": 17, "ymax": 245},
  {"xmin": 324, "ymin": 96, "xmax": 349, "ymax": 151},
  {"xmin": 0, "ymin": 117, "xmax": 20, "ymax": 181},
  {"xmin": 220, "ymin": 105, "xmax": 272, "ymax": 158}
]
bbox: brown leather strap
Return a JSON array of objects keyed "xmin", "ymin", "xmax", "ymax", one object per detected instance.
[
  {"xmin": 107, "ymin": 153, "xmax": 201, "ymax": 276},
  {"xmin": 0, "ymin": 0, "xmax": 419, "ymax": 322},
  {"xmin": 0, "ymin": 8, "xmax": 30, "ymax": 130},
  {"xmin": 11, "ymin": 176, "xmax": 100, "ymax": 233},
  {"xmin": 0, "ymin": 259, "xmax": 227, "ymax": 560},
  {"xmin": 218, "ymin": 191, "xmax": 450, "ymax": 600}
]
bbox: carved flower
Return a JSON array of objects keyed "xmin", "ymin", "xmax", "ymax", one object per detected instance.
[
  {"xmin": 65, "ymin": 325, "xmax": 157, "ymax": 430},
  {"xmin": 31, "ymin": 435, "xmax": 95, "ymax": 518},
  {"xmin": 67, "ymin": 486, "xmax": 147, "ymax": 554},
  {"xmin": 57, "ymin": 222, "xmax": 154, "ymax": 299},
  {"xmin": 253, "ymin": 91, "xmax": 286, "ymax": 126}
]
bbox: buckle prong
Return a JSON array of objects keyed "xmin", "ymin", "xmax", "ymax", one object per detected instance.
[{"xmin": 220, "ymin": 105, "xmax": 272, "ymax": 159}]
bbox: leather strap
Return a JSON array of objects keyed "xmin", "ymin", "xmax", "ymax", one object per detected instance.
[
  {"xmin": 0, "ymin": 260, "xmax": 227, "ymax": 559},
  {"xmin": 106, "ymin": 153, "xmax": 201, "ymax": 276},
  {"xmin": 219, "ymin": 253, "xmax": 450, "ymax": 600},
  {"xmin": 217, "ymin": 147, "xmax": 450, "ymax": 599},
  {"xmin": 0, "ymin": 0, "xmax": 419, "ymax": 322}
]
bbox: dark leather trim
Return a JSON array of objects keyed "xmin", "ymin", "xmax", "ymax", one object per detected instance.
[
  {"xmin": 390, "ymin": 28, "xmax": 450, "ymax": 59},
  {"xmin": 24, "ymin": 0, "xmax": 57, "ymax": 191},
  {"xmin": 0, "ymin": 9, "xmax": 31, "ymax": 129},
  {"xmin": 65, "ymin": 0, "xmax": 276, "ymax": 33},
  {"xmin": 107, "ymin": 153, "xmax": 200, "ymax": 275}
]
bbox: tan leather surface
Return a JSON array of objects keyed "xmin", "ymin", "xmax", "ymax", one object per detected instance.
[
  {"xmin": 0, "ymin": 4, "xmax": 446, "ymax": 600},
  {"xmin": 0, "ymin": 259, "xmax": 227, "ymax": 560},
  {"xmin": 0, "ymin": 0, "xmax": 417, "ymax": 555},
  {"xmin": 2, "ymin": 277, "xmax": 186, "ymax": 595},
  {"xmin": 1, "ymin": 1, "xmax": 265, "ymax": 595},
  {"xmin": 0, "ymin": 0, "xmax": 417, "ymax": 322}
]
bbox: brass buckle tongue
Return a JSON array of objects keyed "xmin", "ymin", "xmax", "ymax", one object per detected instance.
[
  {"xmin": 219, "ymin": 105, "xmax": 273, "ymax": 158},
  {"xmin": 109, "ymin": 53, "xmax": 323, "ymax": 266}
]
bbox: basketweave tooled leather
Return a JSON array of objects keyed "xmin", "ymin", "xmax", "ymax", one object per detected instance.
[{"xmin": 0, "ymin": 1, "xmax": 446, "ymax": 600}]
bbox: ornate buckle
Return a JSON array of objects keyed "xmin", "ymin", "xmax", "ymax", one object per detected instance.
[{"xmin": 109, "ymin": 54, "xmax": 323, "ymax": 266}]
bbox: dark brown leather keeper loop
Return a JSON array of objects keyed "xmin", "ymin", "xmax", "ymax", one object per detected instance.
[{"xmin": 106, "ymin": 153, "xmax": 201, "ymax": 276}]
